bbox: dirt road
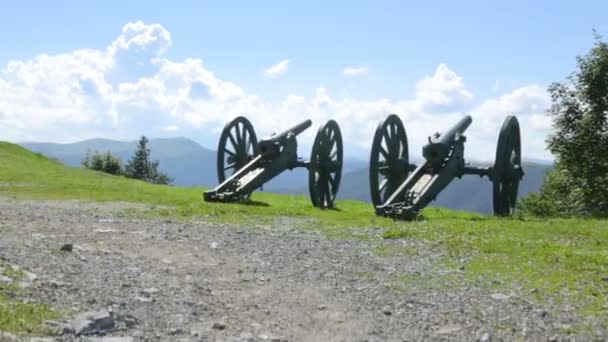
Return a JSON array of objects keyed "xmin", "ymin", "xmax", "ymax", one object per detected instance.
[{"xmin": 0, "ymin": 198, "xmax": 601, "ymax": 341}]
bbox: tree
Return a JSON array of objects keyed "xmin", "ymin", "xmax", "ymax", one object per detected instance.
[
  {"xmin": 520, "ymin": 33, "xmax": 608, "ymax": 217},
  {"xmin": 124, "ymin": 136, "xmax": 173, "ymax": 185},
  {"xmin": 82, "ymin": 150, "xmax": 123, "ymax": 175}
]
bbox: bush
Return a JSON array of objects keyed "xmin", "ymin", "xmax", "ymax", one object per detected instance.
[{"xmin": 82, "ymin": 150, "xmax": 123, "ymax": 175}]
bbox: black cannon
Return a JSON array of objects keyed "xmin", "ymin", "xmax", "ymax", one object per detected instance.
[
  {"xmin": 369, "ymin": 114, "xmax": 523, "ymax": 220},
  {"xmin": 204, "ymin": 116, "xmax": 343, "ymax": 208}
]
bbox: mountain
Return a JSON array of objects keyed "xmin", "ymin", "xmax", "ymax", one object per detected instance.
[
  {"xmin": 19, "ymin": 139, "xmax": 370, "ymax": 191},
  {"xmin": 21, "ymin": 138, "xmax": 217, "ymax": 187},
  {"xmin": 19, "ymin": 138, "xmax": 551, "ymax": 214}
]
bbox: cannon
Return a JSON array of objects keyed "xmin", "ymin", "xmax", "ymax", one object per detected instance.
[
  {"xmin": 369, "ymin": 114, "xmax": 523, "ymax": 220},
  {"xmin": 204, "ymin": 116, "xmax": 343, "ymax": 208}
]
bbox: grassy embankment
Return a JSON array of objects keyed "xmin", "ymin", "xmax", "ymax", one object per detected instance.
[{"xmin": 1, "ymin": 141, "xmax": 608, "ymax": 333}]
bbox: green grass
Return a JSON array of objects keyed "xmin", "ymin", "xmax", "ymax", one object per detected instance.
[
  {"xmin": 0, "ymin": 264, "xmax": 59, "ymax": 335},
  {"xmin": 383, "ymin": 214, "xmax": 608, "ymax": 322},
  {"xmin": 0, "ymin": 142, "xmax": 395, "ymax": 230},
  {"xmin": 2, "ymin": 141, "xmax": 608, "ymax": 328}
]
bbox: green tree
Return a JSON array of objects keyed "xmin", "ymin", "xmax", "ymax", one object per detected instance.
[
  {"xmin": 521, "ymin": 33, "xmax": 608, "ymax": 217},
  {"xmin": 82, "ymin": 150, "xmax": 122, "ymax": 175},
  {"xmin": 124, "ymin": 136, "xmax": 173, "ymax": 185}
]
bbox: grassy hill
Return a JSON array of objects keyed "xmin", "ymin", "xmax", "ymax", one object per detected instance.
[
  {"xmin": 21, "ymin": 138, "xmax": 550, "ymax": 214},
  {"xmin": 1, "ymin": 141, "xmax": 608, "ymax": 332}
]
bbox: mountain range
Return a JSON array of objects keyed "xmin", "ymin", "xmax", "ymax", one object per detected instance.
[{"xmin": 20, "ymin": 137, "xmax": 552, "ymax": 214}]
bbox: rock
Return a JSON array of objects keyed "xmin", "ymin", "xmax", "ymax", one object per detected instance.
[
  {"xmin": 60, "ymin": 243, "xmax": 74, "ymax": 252},
  {"xmin": 141, "ymin": 287, "xmax": 159, "ymax": 297},
  {"xmin": 237, "ymin": 332, "xmax": 255, "ymax": 342},
  {"xmin": 212, "ymin": 322, "xmax": 227, "ymax": 330},
  {"xmin": 47, "ymin": 280, "xmax": 67, "ymax": 288},
  {"xmin": 490, "ymin": 293, "xmax": 511, "ymax": 301},
  {"xmin": 169, "ymin": 327, "xmax": 184, "ymax": 335},
  {"xmin": 0, "ymin": 275, "xmax": 12, "ymax": 283},
  {"xmin": 118, "ymin": 314, "xmax": 138, "ymax": 328},
  {"xmin": 435, "ymin": 324, "xmax": 462, "ymax": 335},
  {"xmin": 62, "ymin": 323, "xmax": 76, "ymax": 335},
  {"xmin": 259, "ymin": 334, "xmax": 284, "ymax": 341},
  {"xmin": 479, "ymin": 332, "xmax": 490, "ymax": 342},
  {"xmin": 94, "ymin": 228, "xmax": 118, "ymax": 233},
  {"xmin": 135, "ymin": 296, "xmax": 153, "ymax": 303},
  {"xmin": 0, "ymin": 331, "xmax": 19, "ymax": 342},
  {"xmin": 44, "ymin": 319, "xmax": 61, "ymax": 327},
  {"xmin": 83, "ymin": 338, "xmax": 134, "ymax": 342},
  {"xmin": 70, "ymin": 309, "xmax": 115, "ymax": 335},
  {"xmin": 28, "ymin": 338, "xmax": 59, "ymax": 342}
]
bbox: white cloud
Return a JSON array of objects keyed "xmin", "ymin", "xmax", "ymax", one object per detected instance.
[
  {"xmin": 467, "ymin": 85, "xmax": 551, "ymax": 161},
  {"xmin": 0, "ymin": 22, "xmax": 554, "ymax": 161},
  {"xmin": 415, "ymin": 64, "xmax": 473, "ymax": 112},
  {"xmin": 161, "ymin": 125, "xmax": 179, "ymax": 132},
  {"xmin": 264, "ymin": 59, "xmax": 289, "ymax": 78},
  {"xmin": 343, "ymin": 66, "xmax": 368, "ymax": 76}
]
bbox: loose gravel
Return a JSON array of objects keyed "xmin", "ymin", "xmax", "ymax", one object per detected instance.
[{"xmin": 0, "ymin": 197, "xmax": 605, "ymax": 341}]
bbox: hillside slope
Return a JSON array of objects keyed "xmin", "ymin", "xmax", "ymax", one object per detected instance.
[{"xmin": 21, "ymin": 138, "xmax": 217, "ymax": 187}]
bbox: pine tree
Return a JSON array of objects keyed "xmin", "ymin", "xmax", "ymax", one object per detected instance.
[
  {"xmin": 124, "ymin": 136, "xmax": 174, "ymax": 185},
  {"xmin": 124, "ymin": 136, "xmax": 151, "ymax": 181}
]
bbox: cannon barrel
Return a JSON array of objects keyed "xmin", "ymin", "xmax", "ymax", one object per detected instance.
[
  {"xmin": 422, "ymin": 115, "xmax": 472, "ymax": 164},
  {"xmin": 256, "ymin": 119, "xmax": 312, "ymax": 157},
  {"xmin": 260, "ymin": 119, "xmax": 312, "ymax": 144}
]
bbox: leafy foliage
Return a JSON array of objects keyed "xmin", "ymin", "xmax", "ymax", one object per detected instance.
[
  {"xmin": 82, "ymin": 150, "xmax": 123, "ymax": 175},
  {"xmin": 521, "ymin": 33, "xmax": 608, "ymax": 217},
  {"xmin": 124, "ymin": 136, "xmax": 174, "ymax": 185}
]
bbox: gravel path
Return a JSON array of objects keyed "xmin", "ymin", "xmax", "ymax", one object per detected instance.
[{"xmin": 0, "ymin": 197, "xmax": 604, "ymax": 341}]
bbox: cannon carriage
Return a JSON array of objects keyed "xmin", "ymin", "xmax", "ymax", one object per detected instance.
[
  {"xmin": 369, "ymin": 114, "xmax": 524, "ymax": 220},
  {"xmin": 204, "ymin": 116, "xmax": 343, "ymax": 209}
]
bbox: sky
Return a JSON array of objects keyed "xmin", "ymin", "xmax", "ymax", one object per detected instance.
[{"xmin": 1, "ymin": 1, "xmax": 607, "ymax": 162}]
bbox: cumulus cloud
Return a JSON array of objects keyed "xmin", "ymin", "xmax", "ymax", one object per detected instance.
[
  {"xmin": 0, "ymin": 22, "xmax": 554, "ymax": 161},
  {"xmin": 414, "ymin": 64, "xmax": 474, "ymax": 112},
  {"xmin": 343, "ymin": 66, "xmax": 368, "ymax": 76},
  {"xmin": 264, "ymin": 59, "xmax": 289, "ymax": 78}
]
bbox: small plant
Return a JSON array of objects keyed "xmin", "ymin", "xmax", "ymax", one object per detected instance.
[{"xmin": 82, "ymin": 150, "xmax": 122, "ymax": 175}]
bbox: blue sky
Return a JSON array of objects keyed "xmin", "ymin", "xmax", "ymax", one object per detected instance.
[{"xmin": 0, "ymin": 1, "xmax": 606, "ymax": 161}]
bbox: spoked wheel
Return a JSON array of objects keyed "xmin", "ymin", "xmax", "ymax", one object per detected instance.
[
  {"xmin": 369, "ymin": 114, "xmax": 409, "ymax": 208},
  {"xmin": 309, "ymin": 120, "xmax": 343, "ymax": 209},
  {"xmin": 217, "ymin": 116, "xmax": 258, "ymax": 185},
  {"xmin": 493, "ymin": 116, "xmax": 523, "ymax": 216}
]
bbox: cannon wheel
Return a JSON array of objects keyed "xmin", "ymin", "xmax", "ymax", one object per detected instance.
[
  {"xmin": 369, "ymin": 114, "xmax": 409, "ymax": 208},
  {"xmin": 217, "ymin": 116, "xmax": 258, "ymax": 186},
  {"xmin": 493, "ymin": 116, "xmax": 523, "ymax": 216},
  {"xmin": 309, "ymin": 120, "xmax": 343, "ymax": 209}
]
